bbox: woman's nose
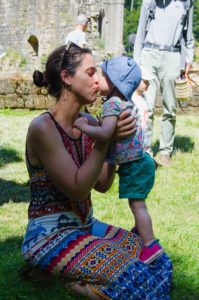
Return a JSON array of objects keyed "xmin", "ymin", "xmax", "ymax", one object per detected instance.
[{"xmin": 93, "ymin": 73, "xmax": 99, "ymax": 86}]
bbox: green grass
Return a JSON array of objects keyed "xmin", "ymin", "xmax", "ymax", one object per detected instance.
[{"xmin": 0, "ymin": 109, "xmax": 198, "ymax": 299}]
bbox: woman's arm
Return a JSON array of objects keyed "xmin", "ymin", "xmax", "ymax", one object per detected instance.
[
  {"xmin": 28, "ymin": 115, "xmax": 111, "ymax": 202},
  {"xmin": 29, "ymin": 109, "xmax": 137, "ymax": 201},
  {"xmin": 94, "ymin": 162, "xmax": 117, "ymax": 193}
]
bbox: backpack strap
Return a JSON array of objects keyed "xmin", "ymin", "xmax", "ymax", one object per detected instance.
[
  {"xmin": 182, "ymin": 0, "xmax": 193, "ymax": 43},
  {"xmin": 145, "ymin": 0, "xmax": 157, "ymax": 39},
  {"xmin": 144, "ymin": 0, "xmax": 193, "ymax": 46}
]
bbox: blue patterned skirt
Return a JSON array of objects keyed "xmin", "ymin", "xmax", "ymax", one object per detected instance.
[{"xmin": 23, "ymin": 220, "xmax": 172, "ymax": 299}]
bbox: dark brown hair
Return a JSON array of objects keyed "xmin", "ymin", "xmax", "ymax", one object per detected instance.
[{"xmin": 33, "ymin": 43, "xmax": 92, "ymax": 98}]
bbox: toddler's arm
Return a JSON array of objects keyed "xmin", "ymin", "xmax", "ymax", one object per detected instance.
[
  {"xmin": 79, "ymin": 112, "xmax": 99, "ymax": 127},
  {"xmin": 74, "ymin": 115, "xmax": 117, "ymax": 141}
]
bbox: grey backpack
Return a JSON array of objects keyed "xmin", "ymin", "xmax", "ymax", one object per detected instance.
[{"xmin": 145, "ymin": 0, "xmax": 193, "ymax": 43}]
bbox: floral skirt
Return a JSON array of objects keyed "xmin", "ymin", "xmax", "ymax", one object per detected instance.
[{"xmin": 23, "ymin": 220, "xmax": 173, "ymax": 299}]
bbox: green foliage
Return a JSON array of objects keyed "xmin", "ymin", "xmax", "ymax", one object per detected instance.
[
  {"xmin": 5, "ymin": 48, "xmax": 27, "ymax": 68},
  {"xmin": 194, "ymin": 40, "xmax": 199, "ymax": 60},
  {"xmin": 125, "ymin": 0, "xmax": 132, "ymax": 9},
  {"xmin": 123, "ymin": 8, "xmax": 140, "ymax": 54},
  {"xmin": 0, "ymin": 108, "xmax": 37, "ymax": 116},
  {"xmin": 123, "ymin": 0, "xmax": 142, "ymax": 53},
  {"xmin": 193, "ymin": 0, "xmax": 199, "ymax": 40}
]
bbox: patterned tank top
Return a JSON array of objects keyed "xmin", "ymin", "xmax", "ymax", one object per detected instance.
[{"xmin": 23, "ymin": 112, "xmax": 94, "ymax": 255}]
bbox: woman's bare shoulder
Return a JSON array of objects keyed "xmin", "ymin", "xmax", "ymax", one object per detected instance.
[{"xmin": 28, "ymin": 113, "xmax": 56, "ymax": 137}]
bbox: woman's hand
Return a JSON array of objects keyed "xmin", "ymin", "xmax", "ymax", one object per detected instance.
[{"xmin": 115, "ymin": 109, "xmax": 137, "ymax": 139}]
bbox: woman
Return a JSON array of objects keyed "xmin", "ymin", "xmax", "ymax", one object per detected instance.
[{"xmin": 22, "ymin": 43, "xmax": 172, "ymax": 299}]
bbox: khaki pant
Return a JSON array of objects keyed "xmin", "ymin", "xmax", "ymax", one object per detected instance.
[{"xmin": 141, "ymin": 48, "xmax": 181, "ymax": 155}]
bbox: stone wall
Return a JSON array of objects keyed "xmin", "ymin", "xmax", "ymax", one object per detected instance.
[
  {"xmin": 0, "ymin": 0, "xmax": 198, "ymax": 112},
  {"xmin": 0, "ymin": 0, "xmax": 72, "ymax": 71},
  {"xmin": 0, "ymin": 0, "xmax": 124, "ymax": 73},
  {"xmin": 0, "ymin": 73, "xmax": 198, "ymax": 112},
  {"xmin": 0, "ymin": 0, "xmax": 126, "ymax": 110},
  {"xmin": 0, "ymin": 75, "xmax": 54, "ymax": 109}
]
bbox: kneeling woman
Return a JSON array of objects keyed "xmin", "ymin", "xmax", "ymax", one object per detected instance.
[{"xmin": 22, "ymin": 43, "xmax": 172, "ymax": 299}]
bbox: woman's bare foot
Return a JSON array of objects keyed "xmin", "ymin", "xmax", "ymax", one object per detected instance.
[{"xmin": 64, "ymin": 281, "xmax": 102, "ymax": 299}]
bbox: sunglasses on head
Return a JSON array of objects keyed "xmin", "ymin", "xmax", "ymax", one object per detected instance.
[{"xmin": 61, "ymin": 42, "xmax": 82, "ymax": 68}]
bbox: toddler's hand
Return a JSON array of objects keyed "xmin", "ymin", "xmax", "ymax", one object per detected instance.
[{"xmin": 74, "ymin": 117, "xmax": 88, "ymax": 131}]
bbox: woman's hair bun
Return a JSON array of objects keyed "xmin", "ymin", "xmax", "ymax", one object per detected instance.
[{"xmin": 33, "ymin": 70, "xmax": 47, "ymax": 87}]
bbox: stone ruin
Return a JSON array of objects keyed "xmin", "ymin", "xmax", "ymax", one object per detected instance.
[
  {"xmin": 0, "ymin": 0, "xmax": 126, "ymax": 110},
  {"xmin": 0, "ymin": 0, "xmax": 124, "ymax": 73},
  {"xmin": 0, "ymin": 0, "xmax": 198, "ymax": 111}
]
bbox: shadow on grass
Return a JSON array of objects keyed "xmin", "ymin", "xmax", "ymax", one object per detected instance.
[
  {"xmin": 0, "ymin": 146, "xmax": 22, "ymax": 168},
  {"xmin": 0, "ymin": 237, "xmax": 198, "ymax": 300},
  {"xmin": 0, "ymin": 236, "xmax": 198, "ymax": 300},
  {"xmin": 170, "ymin": 252, "xmax": 199, "ymax": 300},
  {"xmin": 0, "ymin": 236, "xmax": 85, "ymax": 300},
  {"xmin": 152, "ymin": 135, "xmax": 195, "ymax": 156},
  {"xmin": 0, "ymin": 178, "xmax": 30, "ymax": 205}
]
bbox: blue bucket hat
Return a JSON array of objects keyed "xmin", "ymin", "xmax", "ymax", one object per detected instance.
[{"xmin": 100, "ymin": 56, "xmax": 141, "ymax": 101}]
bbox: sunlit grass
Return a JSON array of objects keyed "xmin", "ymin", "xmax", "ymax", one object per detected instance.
[{"xmin": 0, "ymin": 110, "xmax": 198, "ymax": 299}]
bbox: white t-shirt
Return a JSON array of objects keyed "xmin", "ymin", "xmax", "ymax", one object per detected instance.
[
  {"xmin": 65, "ymin": 29, "xmax": 86, "ymax": 47},
  {"xmin": 132, "ymin": 93, "xmax": 148, "ymax": 130},
  {"xmin": 132, "ymin": 93, "xmax": 149, "ymax": 151}
]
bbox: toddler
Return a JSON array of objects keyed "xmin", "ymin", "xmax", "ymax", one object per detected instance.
[{"xmin": 74, "ymin": 56, "xmax": 164, "ymax": 263}]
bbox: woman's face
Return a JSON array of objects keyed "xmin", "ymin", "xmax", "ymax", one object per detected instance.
[
  {"xmin": 98, "ymin": 71, "xmax": 114, "ymax": 96},
  {"xmin": 68, "ymin": 53, "xmax": 99, "ymax": 104}
]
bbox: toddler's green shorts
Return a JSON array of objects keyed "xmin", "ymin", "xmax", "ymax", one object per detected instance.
[{"xmin": 117, "ymin": 152, "xmax": 155, "ymax": 199}]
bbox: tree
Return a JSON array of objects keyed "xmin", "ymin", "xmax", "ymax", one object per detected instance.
[
  {"xmin": 123, "ymin": 0, "xmax": 142, "ymax": 54},
  {"xmin": 193, "ymin": 0, "xmax": 199, "ymax": 41}
]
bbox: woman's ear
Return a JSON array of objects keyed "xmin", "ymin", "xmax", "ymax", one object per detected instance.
[{"xmin": 60, "ymin": 69, "xmax": 72, "ymax": 86}]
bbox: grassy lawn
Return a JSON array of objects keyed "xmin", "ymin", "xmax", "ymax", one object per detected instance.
[{"xmin": 0, "ymin": 109, "xmax": 198, "ymax": 299}]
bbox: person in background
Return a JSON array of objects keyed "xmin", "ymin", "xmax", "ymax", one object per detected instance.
[
  {"xmin": 133, "ymin": 0, "xmax": 194, "ymax": 166},
  {"xmin": 21, "ymin": 43, "xmax": 172, "ymax": 299},
  {"xmin": 132, "ymin": 66, "xmax": 155, "ymax": 153},
  {"xmin": 65, "ymin": 14, "xmax": 88, "ymax": 47}
]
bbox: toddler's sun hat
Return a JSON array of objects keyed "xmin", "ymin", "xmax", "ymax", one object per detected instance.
[{"xmin": 100, "ymin": 56, "xmax": 141, "ymax": 101}]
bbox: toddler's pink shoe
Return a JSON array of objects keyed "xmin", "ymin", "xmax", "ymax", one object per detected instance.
[{"xmin": 139, "ymin": 240, "xmax": 164, "ymax": 264}]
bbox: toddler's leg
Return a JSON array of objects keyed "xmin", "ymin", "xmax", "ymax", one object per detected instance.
[
  {"xmin": 129, "ymin": 199, "xmax": 164, "ymax": 263},
  {"xmin": 129, "ymin": 199, "xmax": 154, "ymax": 246}
]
